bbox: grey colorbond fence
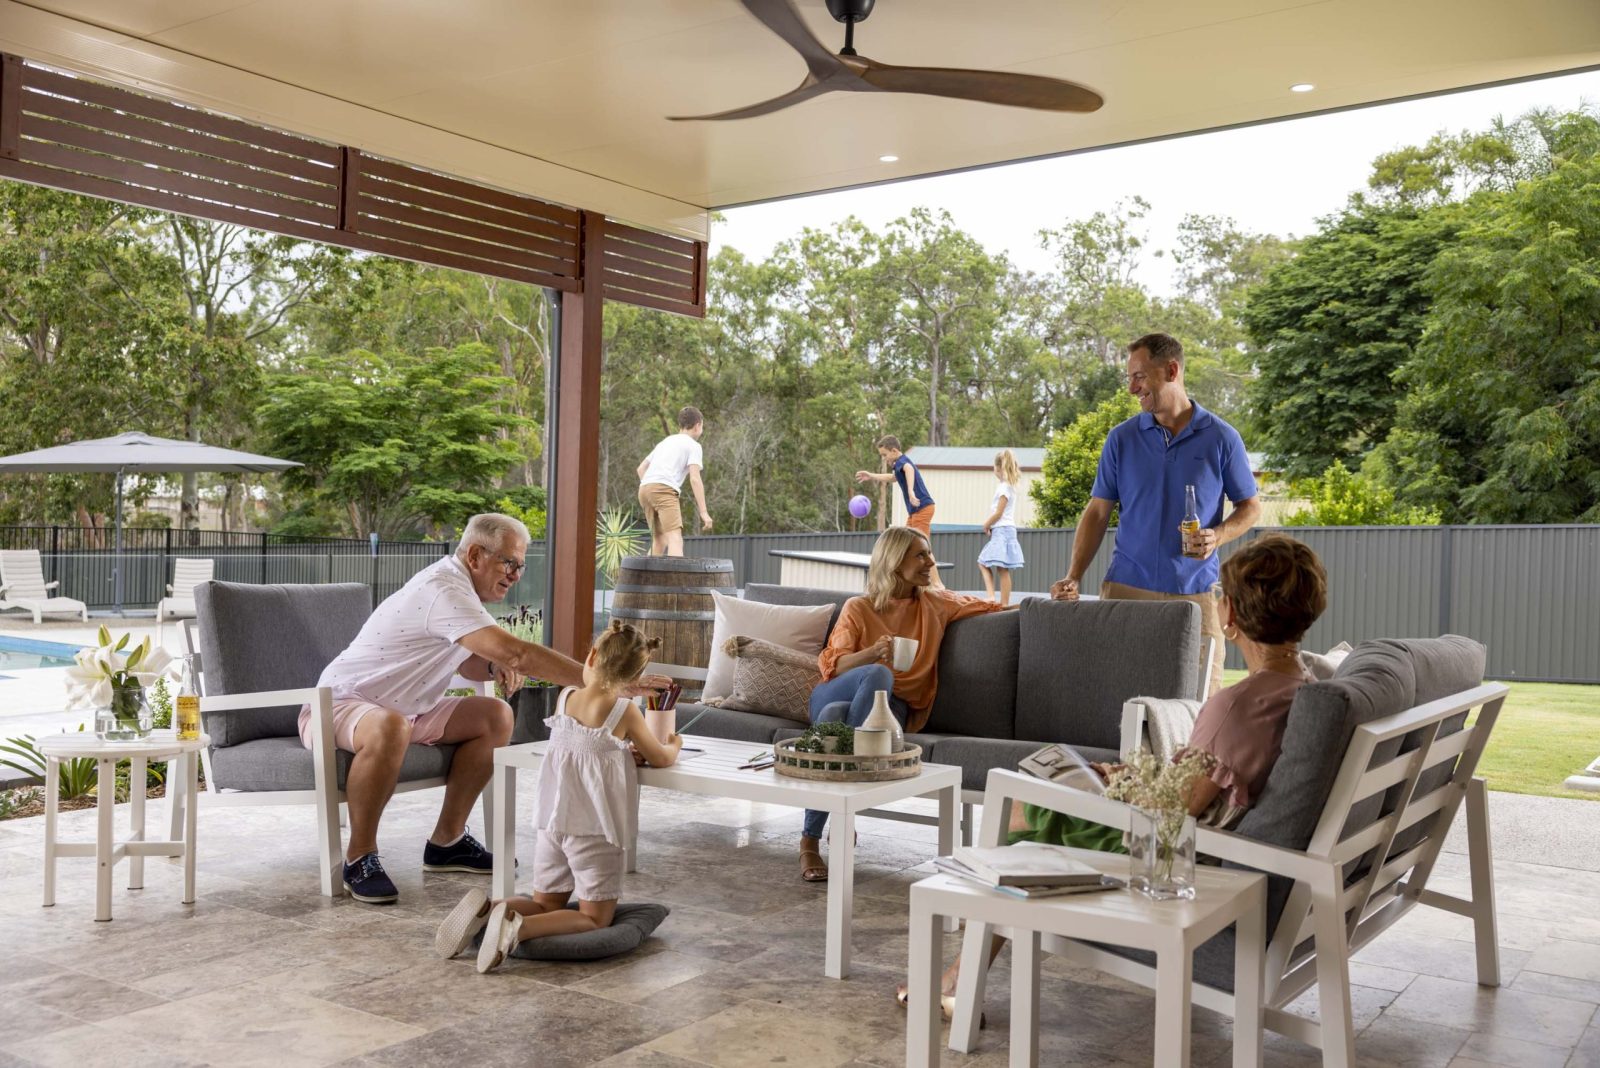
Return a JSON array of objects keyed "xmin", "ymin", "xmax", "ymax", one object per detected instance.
[
  {"xmin": 6, "ymin": 524, "xmax": 1595, "ymax": 683},
  {"xmin": 673, "ymin": 525, "xmax": 1600, "ymax": 685}
]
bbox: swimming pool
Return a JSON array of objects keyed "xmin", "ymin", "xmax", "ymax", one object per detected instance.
[{"xmin": 0, "ymin": 636, "xmax": 79, "ymax": 671}]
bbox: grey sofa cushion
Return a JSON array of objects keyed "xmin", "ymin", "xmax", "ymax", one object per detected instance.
[
  {"xmin": 930, "ymin": 736, "xmax": 1119, "ymax": 792},
  {"xmin": 742, "ymin": 584, "xmax": 855, "ymax": 640},
  {"xmin": 209, "ymin": 735, "xmax": 455, "ymax": 792},
  {"xmin": 675, "ymin": 702, "xmax": 796, "ymax": 744},
  {"xmin": 195, "ymin": 581, "xmax": 372, "ymax": 747},
  {"xmin": 925, "ymin": 611, "xmax": 1020, "ymax": 739},
  {"xmin": 489, "ymin": 902, "xmax": 669, "ymax": 961},
  {"xmin": 1014, "ymin": 599, "xmax": 1200, "ymax": 749}
]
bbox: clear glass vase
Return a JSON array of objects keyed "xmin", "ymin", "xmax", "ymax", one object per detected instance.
[
  {"xmin": 95, "ymin": 685, "xmax": 152, "ymax": 741},
  {"xmin": 1129, "ymin": 806, "xmax": 1197, "ymax": 900}
]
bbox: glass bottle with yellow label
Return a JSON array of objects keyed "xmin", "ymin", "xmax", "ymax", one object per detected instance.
[{"xmin": 176, "ymin": 654, "xmax": 201, "ymax": 741}]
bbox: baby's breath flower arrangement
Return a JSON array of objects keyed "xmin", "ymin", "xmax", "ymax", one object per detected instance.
[{"xmin": 1104, "ymin": 748, "xmax": 1216, "ymax": 899}]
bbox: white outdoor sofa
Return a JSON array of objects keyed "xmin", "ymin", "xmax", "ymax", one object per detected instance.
[
  {"xmin": 944, "ymin": 635, "xmax": 1505, "ymax": 1068},
  {"xmin": 0, "ymin": 549, "xmax": 88, "ymax": 624}
]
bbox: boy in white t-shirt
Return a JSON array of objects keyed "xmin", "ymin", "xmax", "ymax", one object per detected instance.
[{"xmin": 636, "ymin": 405, "xmax": 713, "ymax": 556}]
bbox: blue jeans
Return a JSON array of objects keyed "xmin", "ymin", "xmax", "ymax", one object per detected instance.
[{"xmin": 802, "ymin": 664, "xmax": 910, "ymax": 840}]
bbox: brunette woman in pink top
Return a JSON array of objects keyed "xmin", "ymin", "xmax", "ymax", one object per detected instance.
[{"xmin": 899, "ymin": 533, "xmax": 1329, "ymax": 1016}]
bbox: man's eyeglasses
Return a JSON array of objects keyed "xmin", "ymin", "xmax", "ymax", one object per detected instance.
[
  {"xmin": 1208, "ymin": 582, "xmax": 1225, "ymax": 602},
  {"xmin": 492, "ymin": 552, "xmax": 526, "ymax": 577}
]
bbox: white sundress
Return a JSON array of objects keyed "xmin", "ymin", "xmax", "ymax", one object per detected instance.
[{"xmin": 533, "ymin": 688, "xmax": 637, "ymax": 848}]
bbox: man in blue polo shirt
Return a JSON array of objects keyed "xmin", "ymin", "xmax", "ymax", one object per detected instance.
[{"xmin": 1050, "ymin": 332, "xmax": 1261, "ymax": 696}]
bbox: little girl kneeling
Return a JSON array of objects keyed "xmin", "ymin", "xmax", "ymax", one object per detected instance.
[{"xmin": 436, "ymin": 620, "xmax": 682, "ymax": 973}]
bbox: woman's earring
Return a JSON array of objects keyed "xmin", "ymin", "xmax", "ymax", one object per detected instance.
[{"xmin": 1222, "ymin": 622, "xmax": 1239, "ymax": 641}]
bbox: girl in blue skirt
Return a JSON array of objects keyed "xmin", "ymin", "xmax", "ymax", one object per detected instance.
[{"xmin": 976, "ymin": 449, "xmax": 1025, "ymax": 604}]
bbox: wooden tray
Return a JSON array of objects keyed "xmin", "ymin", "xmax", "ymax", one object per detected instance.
[{"xmin": 772, "ymin": 738, "xmax": 922, "ymax": 782}]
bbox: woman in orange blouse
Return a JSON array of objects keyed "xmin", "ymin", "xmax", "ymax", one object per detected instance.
[{"xmin": 801, "ymin": 526, "xmax": 1009, "ymax": 882}]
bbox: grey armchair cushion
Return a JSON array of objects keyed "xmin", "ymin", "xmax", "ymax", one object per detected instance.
[
  {"xmin": 742, "ymin": 584, "xmax": 855, "ymax": 640},
  {"xmin": 925, "ymin": 611, "xmax": 1020, "ymax": 739},
  {"xmin": 1014, "ymin": 599, "xmax": 1201, "ymax": 749},
  {"xmin": 195, "ymin": 581, "xmax": 372, "ymax": 747},
  {"xmin": 208, "ymin": 735, "xmax": 454, "ymax": 792}
]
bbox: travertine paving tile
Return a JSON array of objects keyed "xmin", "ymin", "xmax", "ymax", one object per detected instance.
[{"xmin": 1386, "ymin": 974, "xmax": 1597, "ymax": 1048}]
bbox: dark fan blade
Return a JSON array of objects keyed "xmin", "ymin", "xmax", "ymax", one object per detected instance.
[
  {"xmin": 854, "ymin": 58, "xmax": 1103, "ymax": 112},
  {"xmin": 667, "ymin": 77, "xmax": 831, "ymax": 121},
  {"xmin": 740, "ymin": 0, "xmax": 842, "ymax": 78}
]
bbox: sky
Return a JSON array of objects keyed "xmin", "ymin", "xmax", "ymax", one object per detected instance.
[{"xmin": 712, "ymin": 69, "xmax": 1600, "ymax": 297}]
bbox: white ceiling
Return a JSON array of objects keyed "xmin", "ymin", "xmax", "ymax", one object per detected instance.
[{"xmin": 4, "ymin": 0, "xmax": 1600, "ymax": 237}]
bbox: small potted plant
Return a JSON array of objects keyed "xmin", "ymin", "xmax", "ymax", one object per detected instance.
[{"xmin": 498, "ymin": 604, "xmax": 560, "ymax": 741}]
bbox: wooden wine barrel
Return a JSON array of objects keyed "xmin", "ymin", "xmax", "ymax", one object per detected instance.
[{"xmin": 609, "ymin": 556, "xmax": 735, "ymax": 671}]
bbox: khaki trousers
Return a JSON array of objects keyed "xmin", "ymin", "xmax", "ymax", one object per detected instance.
[{"xmin": 1100, "ymin": 581, "xmax": 1224, "ymax": 700}]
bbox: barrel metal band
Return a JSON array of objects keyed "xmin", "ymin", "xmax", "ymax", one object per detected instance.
[
  {"xmin": 612, "ymin": 584, "xmax": 728, "ymax": 595},
  {"xmin": 609, "ymin": 608, "xmax": 715, "ymax": 622}
]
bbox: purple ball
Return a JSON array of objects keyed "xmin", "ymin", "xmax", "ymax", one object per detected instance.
[{"xmin": 848, "ymin": 494, "xmax": 871, "ymax": 519}]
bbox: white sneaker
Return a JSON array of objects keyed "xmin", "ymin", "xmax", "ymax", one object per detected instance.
[
  {"xmin": 434, "ymin": 888, "xmax": 490, "ymax": 959},
  {"xmin": 476, "ymin": 901, "xmax": 521, "ymax": 974}
]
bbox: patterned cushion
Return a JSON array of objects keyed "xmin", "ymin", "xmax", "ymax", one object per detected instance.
[{"xmin": 712, "ymin": 636, "xmax": 820, "ymax": 724}]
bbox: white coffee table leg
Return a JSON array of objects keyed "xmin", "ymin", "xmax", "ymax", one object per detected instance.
[
  {"xmin": 95, "ymin": 756, "xmax": 114, "ymax": 921},
  {"xmin": 1233, "ymin": 887, "xmax": 1265, "ymax": 1068},
  {"xmin": 906, "ymin": 890, "xmax": 942, "ymax": 1068},
  {"xmin": 182, "ymin": 750, "xmax": 198, "ymax": 904},
  {"xmin": 937, "ymin": 785, "xmax": 958, "ymax": 932},
  {"xmin": 43, "ymin": 756, "xmax": 59, "ymax": 907},
  {"xmin": 491, "ymin": 764, "xmax": 516, "ymax": 900},
  {"xmin": 129, "ymin": 756, "xmax": 147, "ymax": 890},
  {"xmin": 950, "ymin": 919, "xmax": 992, "ymax": 1052},
  {"xmin": 1153, "ymin": 938, "xmax": 1194, "ymax": 1067},
  {"xmin": 166, "ymin": 755, "xmax": 185, "ymax": 847},
  {"xmin": 625, "ymin": 775, "xmax": 640, "ymax": 873},
  {"xmin": 1011, "ymin": 929, "xmax": 1041, "ymax": 1068},
  {"xmin": 825, "ymin": 808, "xmax": 855, "ymax": 979}
]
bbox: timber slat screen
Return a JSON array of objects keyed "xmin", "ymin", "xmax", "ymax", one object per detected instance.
[
  {"xmin": 0, "ymin": 55, "xmax": 704, "ymax": 299},
  {"xmin": 600, "ymin": 220, "xmax": 708, "ymax": 317}
]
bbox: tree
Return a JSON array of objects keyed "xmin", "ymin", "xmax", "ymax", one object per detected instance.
[
  {"xmin": 257, "ymin": 343, "xmax": 523, "ymax": 537},
  {"xmin": 1282, "ymin": 462, "xmax": 1440, "ymax": 526},
  {"xmin": 1029, "ymin": 393, "xmax": 1138, "ymax": 526},
  {"xmin": 1243, "ymin": 203, "xmax": 1459, "ymax": 479},
  {"xmin": 1368, "ymin": 138, "xmax": 1600, "ymax": 523}
]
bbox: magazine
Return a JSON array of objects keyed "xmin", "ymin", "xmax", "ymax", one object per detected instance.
[
  {"xmin": 934, "ymin": 856, "xmax": 1121, "ymax": 899},
  {"xmin": 1017, "ymin": 743, "xmax": 1106, "ymax": 795},
  {"xmin": 952, "ymin": 842, "xmax": 1106, "ymax": 887}
]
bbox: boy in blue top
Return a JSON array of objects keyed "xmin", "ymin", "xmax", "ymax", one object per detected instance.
[
  {"xmin": 856, "ymin": 435, "xmax": 944, "ymax": 588},
  {"xmin": 1050, "ymin": 333, "xmax": 1261, "ymax": 696}
]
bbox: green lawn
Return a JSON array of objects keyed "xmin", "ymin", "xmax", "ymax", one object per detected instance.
[{"xmin": 1219, "ymin": 670, "xmax": 1600, "ymax": 802}]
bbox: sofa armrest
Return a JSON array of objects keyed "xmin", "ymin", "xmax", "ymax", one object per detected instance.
[
  {"xmin": 44, "ymin": 580, "xmax": 59, "ymax": 591},
  {"xmin": 1118, "ymin": 697, "xmax": 1202, "ymax": 759},
  {"xmin": 976, "ymin": 769, "xmax": 1333, "ymax": 883}
]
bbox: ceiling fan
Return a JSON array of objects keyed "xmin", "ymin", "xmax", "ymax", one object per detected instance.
[{"xmin": 669, "ymin": 0, "xmax": 1103, "ymax": 121}]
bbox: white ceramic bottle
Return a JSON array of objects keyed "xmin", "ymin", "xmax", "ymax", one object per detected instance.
[{"xmin": 861, "ymin": 689, "xmax": 904, "ymax": 753}]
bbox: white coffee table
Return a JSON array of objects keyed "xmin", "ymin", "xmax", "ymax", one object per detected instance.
[
  {"xmin": 490, "ymin": 734, "xmax": 962, "ymax": 978},
  {"xmin": 40, "ymin": 728, "xmax": 209, "ymax": 921},
  {"xmin": 908, "ymin": 857, "xmax": 1266, "ymax": 1068}
]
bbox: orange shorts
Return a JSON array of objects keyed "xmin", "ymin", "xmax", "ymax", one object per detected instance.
[
  {"xmin": 906, "ymin": 505, "xmax": 935, "ymax": 536},
  {"xmin": 297, "ymin": 695, "xmax": 466, "ymax": 752}
]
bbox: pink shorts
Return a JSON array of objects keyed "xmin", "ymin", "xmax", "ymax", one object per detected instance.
[{"xmin": 297, "ymin": 696, "xmax": 467, "ymax": 752}]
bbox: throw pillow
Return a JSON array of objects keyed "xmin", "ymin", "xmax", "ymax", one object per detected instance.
[
  {"xmin": 702, "ymin": 591, "xmax": 832, "ymax": 703},
  {"xmin": 717, "ymin": 636, "xmax": 821, "ymax": 724},
  {"xmin": 1300, "ymin": 641, "xmax": 1354, "ymax": 681}
]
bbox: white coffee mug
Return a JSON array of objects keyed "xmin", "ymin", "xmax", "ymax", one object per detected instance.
[
  {"xmin": 854, "ymin": 727, "xmax": 890, "ymax": 756},
  {"xmin": 891, "ymin": 636, "xmax": 919, "ymax": 672}
]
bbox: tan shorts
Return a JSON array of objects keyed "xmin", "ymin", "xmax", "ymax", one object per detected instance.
[
  {"xmin": 638, "ymin": 482, "xmax": 683, "ymax": 537},
  {"xmin": 1100, "ymin": 581, "xmax": 1225, "ymax": 699},
  {"xmin": 297, "ymin": 695, "xmax": 466, "ymax": 752},
  {"xmin": 533, "ymin": 831, "xmax": 625, "ymax": 901}
]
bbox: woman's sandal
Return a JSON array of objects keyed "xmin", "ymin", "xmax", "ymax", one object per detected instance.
[
  {"xmin": 800, "ymin": 847, "xmax": 828, "ymax": 882},
  {"xmin": 893, "ymin": 984, "xmax": 985, "ymax": 1027}
]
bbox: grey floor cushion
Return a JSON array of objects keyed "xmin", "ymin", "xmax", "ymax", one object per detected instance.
[{"xmin": 471, "ymin": 902, "xmax": 670, "ymax": 961}]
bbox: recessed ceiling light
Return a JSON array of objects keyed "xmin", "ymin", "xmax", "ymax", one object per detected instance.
[
  {"xmin": 1290, "ymin": 83, "xmax": 1315, "ymax": 93},
  {"xmin": 878, "ymin": 154, "xmax": 899, "ymax": 163}
]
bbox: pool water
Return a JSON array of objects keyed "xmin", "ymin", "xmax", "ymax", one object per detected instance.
[{"xmin": 0, "ymin": 650, "xmax": 76, "ymax": 670}]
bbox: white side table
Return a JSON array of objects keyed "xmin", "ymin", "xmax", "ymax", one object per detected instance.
[
  {"xmin": 907, "ymin": 860, "xmax": 1266, "ymax": 1068},
  {"xmin": 41, "ymin": 729, "xmax": 209, "ymax": 921}
]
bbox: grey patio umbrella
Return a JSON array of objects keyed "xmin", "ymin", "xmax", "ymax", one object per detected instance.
[{"xmin": 0, "ymin": 432, "xmax": 300, "ymax": 614}]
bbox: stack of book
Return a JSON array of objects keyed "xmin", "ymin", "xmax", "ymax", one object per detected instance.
[{"xmin": 935, "ymin": 843, "xmax": 1121, "ymax": 899}]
